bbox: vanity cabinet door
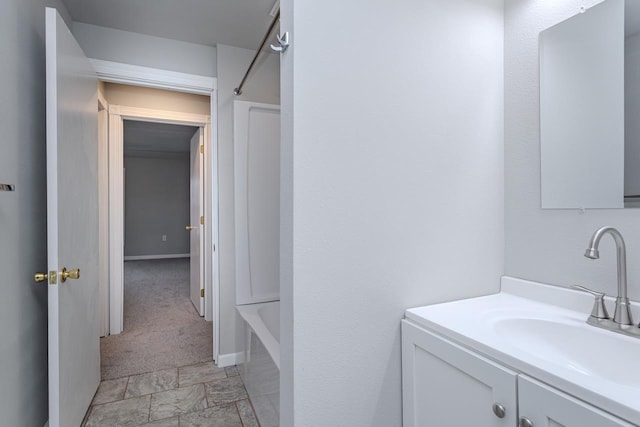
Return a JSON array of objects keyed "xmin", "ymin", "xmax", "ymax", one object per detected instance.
[
  {"xmin": 518, "ymin": 375, "xmax": 634, "ymax": 427},
  {"xmin": 401, "ymin": 320, "xmax": 517, "ymax": 427}
]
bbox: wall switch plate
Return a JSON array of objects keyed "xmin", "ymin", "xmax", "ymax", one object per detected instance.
[{"xmin": 162, "ymin": 235, "xmax": 167, "ymax": 241}]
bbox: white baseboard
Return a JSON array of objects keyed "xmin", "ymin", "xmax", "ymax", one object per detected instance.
[
  {"xmin": 217, "ymin": 351, "xmax": 246, "ymax": 368},
  {"xmin": 124, "ymin": 254, "xmax": 190, "ymax": 261}
]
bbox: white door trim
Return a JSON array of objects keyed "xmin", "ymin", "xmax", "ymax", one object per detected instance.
[
  {"xmin": 91, "ymin": 59, "xmax": 217, "ymax": 95},
  {"xmin": 99, "ymin": 60, "xmax": 219, "ymax": 362},
  {"xmin": 108, "ymin": 105, "xmax": 211, "ymax": 333},
  {"xmin": 108, "ymin": 112, "xmax": 124, "ymax": 334},
  {"xmin": 109, "ymin": 105, "xmax": 210, "ymax": 125},
  {"xmin": 208, "ymin": 93, "xmax": 220, "ymax": 361},
  {"xmin": 98, "ymin": 96, "xmax": 109, "ymax": 338}
]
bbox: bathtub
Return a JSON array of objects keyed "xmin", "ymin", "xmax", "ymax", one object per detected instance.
[{"xmin": 236, "ymin": 301, "xmax": 280, "ymax": 427}]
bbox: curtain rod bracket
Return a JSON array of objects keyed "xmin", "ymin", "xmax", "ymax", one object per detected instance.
[{"xmin": 270, "ymin": 32, "xmax": 289, "ymax": 53}]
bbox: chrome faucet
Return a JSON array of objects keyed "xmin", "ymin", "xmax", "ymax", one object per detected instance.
[
  {"xmin": 583, "ymin": 226, "xmax": 633, "ymax": 325},
  {"xmin": 573, "ymin": 226, "xmax": 640, "ymax": 339}
]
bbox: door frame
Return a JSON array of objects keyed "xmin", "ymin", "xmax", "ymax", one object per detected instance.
[
  {"xmin": 189, "ymin": 126, "xmax": 205, "ymax": 315},
  {"xmin": 109, "ymin": 106, "xmax": 210, "ymax": 329},
  {"xmin": 98, "ymin": 92, "xmax": 110, "ymax": 338},
  {"xmin": 95, "ymin": 60, "xmax": 219, "ymax": 362}
]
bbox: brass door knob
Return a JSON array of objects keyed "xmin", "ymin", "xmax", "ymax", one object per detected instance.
[
  {"xmin": 60, "ymin": 267, "xmax": 80, "ymax": 283},
  {"xmin": 185, "ymin": 225, "xmax": 194, "ymax": 231},
  {"xmin": 34, "ymin": 270, "xmax": 57, "ymax": 285}
]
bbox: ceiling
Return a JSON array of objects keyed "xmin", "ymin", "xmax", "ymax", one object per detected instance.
[
  {"xmin": 60, "ymin": 0, "xmax": 278, "ymax": 50},
  {"xmin": 124, "ymin": 121, "xmax": 199, "ymax": 154}
]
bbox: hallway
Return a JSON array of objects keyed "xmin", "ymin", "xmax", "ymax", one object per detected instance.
[
  {"xmin": 100, "ymin": 259, "xmax": 212, "ymax": 380},
  {"xmin": 88, "ymin": 259, "xmax": 258, "ymax": 426}
]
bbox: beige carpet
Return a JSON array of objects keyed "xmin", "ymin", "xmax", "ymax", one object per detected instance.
[{"xmin": 100, "ymin": 258, "xmax": 213, "ymax": 380}]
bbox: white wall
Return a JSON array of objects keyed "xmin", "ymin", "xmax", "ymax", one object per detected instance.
[
  {"xmin": 72, "ymin": 22, "xmax": 217, "ymax": 77},
  {"xmin": 0, "ymin": 1, "xmax": 72, "ymax": 425},
  {"xmin": 505, "ymin": 0, "xmax": 640, "ymax": 302},
  {"xmin": 103, "ymin": 83, "xmax": 211, "ymax": 115},
  {"xmin": 216, "ymin": 45, "xmax": 280, "ymax": 359},
  {"xmin": 124, "ymin": 154, "xmax": 190, "ymax": 257},
  {"xmin": 280, "ymin": 0, "xmax": 504, "ymax": 425}
]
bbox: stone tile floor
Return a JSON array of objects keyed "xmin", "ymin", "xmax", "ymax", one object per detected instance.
[{"xmin": 82, "ymin": 362, "xmax": 257, "ymax": 427}]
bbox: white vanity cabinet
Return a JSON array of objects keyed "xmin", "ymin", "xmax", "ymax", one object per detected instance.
[
  {"xmin": 402, "ymin": 320, "xmax": 634, "ymax": 427},
  {"xmin": 518, "ymin": 376, "xmax": 634, "ymax": 427},
  {"xmin": 402, "ymin": 320, "xmax": 518, "ymax": 426}
]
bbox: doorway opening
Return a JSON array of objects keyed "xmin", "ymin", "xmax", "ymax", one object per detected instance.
[
  {"xmin": 98, "ymin": 81, "xmax": 217, "ymax": 379},
  {"xmin": 102, "ymin": 120, "xmax": 211, "ymax": 379}
]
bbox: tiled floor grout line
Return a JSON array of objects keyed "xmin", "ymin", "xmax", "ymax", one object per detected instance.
[
  {"xmin": 177, "ymin": 365, "xmax": 180, "ymax": 388},
  {"xmin": 123, "ymin": 374, "xmax": 132, "ymax": 401},
  {"xmin": 235, "ymin": 401, "xmax": 245, "ymax": 427},
  {"xmin": 204, "ymin": 379, "xmax": 211, "ymax": 408},
  {"xmin": 146, "ymin": 391, "xmax": 152, "ymax": 424}
]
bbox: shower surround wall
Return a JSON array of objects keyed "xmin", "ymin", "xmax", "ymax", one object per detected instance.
[
  {"xmin": 505, "ymin": 0, "xmax": 640, "ymax": 302},
  {"xmin": 217, "ymin": 44, "xmax": 280, "ymax": 364},
  {"xmin": 280, "ymin": 0, "xmax": 504, "ymax": 425}
]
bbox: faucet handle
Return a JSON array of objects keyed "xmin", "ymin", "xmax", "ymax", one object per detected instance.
[{"xmin": 571, "ymin": 285, "xmax": 610, "ymax": 319}]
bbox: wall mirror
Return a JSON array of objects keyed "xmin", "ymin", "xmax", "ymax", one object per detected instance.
[{"xmin": 539, "ymin": 0, "xmax": 640, "ymax": 209}]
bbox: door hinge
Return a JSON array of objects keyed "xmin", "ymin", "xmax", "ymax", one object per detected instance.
[
  {"xmin": 200, "ymin": 145, "xmax": 204, "ymax": 154},
  {"xmin": 200, "ymin": 215, "xmax": 204, "ymax": 225},
  {"xmin": 200, "ymin": 288, "xmax": 205, "ymax": 298},
  {"xmin": 213, "ymin": 244, "xmax": 216, "ymax": 252}
]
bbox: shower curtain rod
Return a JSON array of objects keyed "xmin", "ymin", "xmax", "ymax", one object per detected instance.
[{"xmin": 233, "ymin": 9, "xmax": 280, "ymax": 96}]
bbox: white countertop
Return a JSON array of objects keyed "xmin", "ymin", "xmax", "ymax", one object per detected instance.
[{"xmin": 405, "ymin": 276, "xmax": 640, "ymax": 425}]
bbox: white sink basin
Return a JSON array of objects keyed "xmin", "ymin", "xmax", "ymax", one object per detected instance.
[
  {"xmin": 405, "ymin": 276, "xmax": 640, "ymax": 425},
  {"xmin": 493, "ymin": 317, "xmax": 640, "ymax": 386}
]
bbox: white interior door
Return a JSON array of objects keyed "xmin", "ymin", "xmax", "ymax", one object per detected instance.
[
  {"xmin": 45, "ymin": 8, "xmax": 100, "ymax": 427},
  {"xmin": 189, "ymin": 127, "xmax": 204, "ymax": 315}
]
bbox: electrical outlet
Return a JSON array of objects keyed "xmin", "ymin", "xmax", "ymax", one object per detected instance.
[{"xmin": 162, "ymin": 235, "xmax": 167, "ymax": 242}]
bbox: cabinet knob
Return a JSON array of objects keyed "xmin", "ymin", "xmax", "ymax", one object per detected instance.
[
  {"xmin": 492, "ymin": 403, "xmax": 506, "ymax": 418},
  {"xmin": 520, "ymin": 417, "xmax": 534, "ymax": 427}
]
